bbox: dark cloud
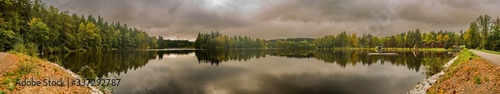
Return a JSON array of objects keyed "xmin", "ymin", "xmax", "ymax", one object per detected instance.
[{"xmin": 42, "ymin": 0, "xmax": 500, "ymax": 40}]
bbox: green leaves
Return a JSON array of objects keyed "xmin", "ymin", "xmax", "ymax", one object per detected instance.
[
  {"xmin": 27, "ymin": 18, "xmax": 49, "ymax": 46},
  {"xmin": 194, "ymin": 31, "xmax": 268, "ymax": 49},
  {"xmin": 0, "ymin": 12, "xmax": 4, "ymax": 25},
  {"xmin": 0, "ymin": 0, "xmax": 156, "ymax": 52}
]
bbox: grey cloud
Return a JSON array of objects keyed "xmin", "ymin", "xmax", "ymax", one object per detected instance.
[
  {"xmin": 255, "ymin": 0, "xmax": 380, "ymax": 22},
  {"xmin": 42, "ymin": 0, "xmax": 500, "ymax": 40},
  {"xmin": 399, "ymin": 0, "xmax": 499, "ymax": 25}
]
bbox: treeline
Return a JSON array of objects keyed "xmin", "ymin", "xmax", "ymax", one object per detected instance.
[
  {"xmin": 194, "ymin": 32, "xmax": 317, "ymax": 49},
  {"xmin": 267, "ymin": 38, "xmax": 316, "ymax": 49},
  {"xmin": 157, "ymin": 36, "xmax": 193, "ymax": 48},
  {"xmin": 314, "ymin": 29, "xmax": 461, "ymax": 49},
  {"xmin": 194, "ymin": 31, "xmax": 267, "ymax": 49},
  {"xmin": 193, "ymin": 30, "xmax": 459, "ymax": 49},
  {"xmin": 0, "ymin": 0, "xmax": 157, "ymax": 55},
  {"xmin": 194, "ymin": 15, "xmax": 500, "ymax": 51}
]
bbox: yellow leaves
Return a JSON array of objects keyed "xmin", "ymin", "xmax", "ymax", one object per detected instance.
[
  {"xmin": 27, "ymin": 18, "xmax": 40, "ymax": 26},
  {"xmin": 349, "ymin": 33, "xmax": 358, "ymax": 47},
  {"xmin": 436, "ymin": 34, "xmax": 443, "ymax": 43},
  {"xmin": 443, "ymin": 35, "xmax": 450, "ymax": 43},
  {"xmin": 1, "ymin": 0, "xmax": 13, "ymax": 5},
  {"xmin": 464, "ymin": 29, "xmax": 471, "ymax": 40}
]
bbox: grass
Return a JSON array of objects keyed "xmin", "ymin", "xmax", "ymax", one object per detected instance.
[
  {"xmin": 429, "ymin": 49, "xmax": 481, "ymax": 93},
  {"xmin": 448, "ymin": 49, "xmax": 477, "ymax": 70},
  {"xmin": 436, "ymin": 49, "xmax": 478, "ymax": 84},
  {"xmin": 328, "ymin": 47, "xmax": 450, "ymax": 52},
  {"xmin": 474, "ymin": 76, "xmax": 482, "ymax": 84},
  {"xmin": 477, "ymin": 49, "xmax": 500, "ymax": 55}
]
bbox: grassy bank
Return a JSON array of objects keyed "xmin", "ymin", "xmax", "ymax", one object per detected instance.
[
  {"xmin": 477, "ymin": 49, "xmax": 500, "ymax": 55},
  {"xmin": 427, "ymin": 49, "xmax": 500, "ymax": 93},
  {"xmin": 0, "ymin": 53, "xmax": 94, "ymax": 94},
  {"xmin": 328, "ymin": 47, "xmax": 449, "ymax": 52},
  {"xmin": 450, "ymin": 49, "xmax": 476, "ymax": 69}
]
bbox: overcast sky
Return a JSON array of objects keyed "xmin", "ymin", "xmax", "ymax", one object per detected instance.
[{"xmin": 42, "ymin": 0, "xmax": 500, "ymax": 40}]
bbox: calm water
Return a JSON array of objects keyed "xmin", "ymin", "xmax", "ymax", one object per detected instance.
[{"xmin": 41, "ymin": 49, "xmax": 453, "ymax": 94}]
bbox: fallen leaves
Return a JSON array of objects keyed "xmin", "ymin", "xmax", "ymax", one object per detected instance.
[
  {"xmin": 0, "ymin": 53, "xmax": 92, "ymax": 94},
  {"xmin": 428, "ymin": 58, "xmax": 500, "ymax": 94}
]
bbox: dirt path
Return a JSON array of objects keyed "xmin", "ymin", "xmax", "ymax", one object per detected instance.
[
  {"xmin": 470, "ymin": 50, "xmax": 500, "ymax": 65},
  {"xmin": 0, "ymin": 52, "xmax": 18, "ymax": 76}
]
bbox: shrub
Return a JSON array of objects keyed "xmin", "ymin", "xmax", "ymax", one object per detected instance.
[
  {"xmin": 11, "ymin": 43, "xmax": 38, "ymax": 56},
  {"xmin": 474, "ymin": 76, "xmax": 482, "ymax": 84},
  {"xmin": 61, "ymin": 46, "xmax": 70, "ymax": 53},
  {"xmin": 12, "ymin": 43, "xmax": 26, "ymax": 53},
  {"xmin": 18, "ymin": 61, "xmax": 36, "ymax": 75}
]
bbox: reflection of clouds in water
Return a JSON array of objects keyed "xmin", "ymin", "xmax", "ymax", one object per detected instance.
[
  {"xmin": 114, "ymin": 54, "xmax": 424, "ymax": 94},
  {"xmin": 114, "ymin": 55, "xmax": 247, "ymax": 94},
  {"xmin": 164, "ymin": 55, "xmax": 178, "ymax": 58},
  {"xmin": 163, "ymin": 53, "xmax": 196, "ymax": 58}
]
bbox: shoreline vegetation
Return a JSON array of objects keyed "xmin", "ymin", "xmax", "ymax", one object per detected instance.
[
  {"xmin": 0, "ymin": 0, "xmax": 159, "ymax": 55},
  {"xmin": 426, "ymin": 49, "xmax": 500, "ymax": 94}
]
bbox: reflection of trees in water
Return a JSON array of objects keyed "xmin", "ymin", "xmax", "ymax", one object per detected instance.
[
  {"xmin": 42, "ymin": 51, "xmax": 158, "ymax": 78},
  {"xmin": 42, "ymin": 50, "xmax": 196, "ymax": 78},
  {"xmin": 40, "ymin": 49, "xmax": 452, "ymax": 78},
  {"xmin": 157, "ymin": 50, "xmax": 194, "ymax": 60},
  {"xmin": 312, "ymin": 50, "xmax": 415, "ymax": 68},
  {"xmin": 195, "ymin": 49, "xmax": 453, "ymax": 76},
  {"xmin": 419, "ymin": 51, "xmax": 453, "ymax": 76},
  {"xmin": 268, "ymin": 49, "xmax": 315, "ymax": 58},
  {"xmin": 195, "ymin": 49, "xmax": 267, "ymax": 65}
]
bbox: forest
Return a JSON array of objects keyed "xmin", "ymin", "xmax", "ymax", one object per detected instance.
[
  {"xmin": 194, "ymin": 15, "xmax": 500, "ymax": 52},
  {"xmin": 194, "ymin": 31, "xmax": 316, "ymax": 49},
  {"xmin": 0, "ymin": 0, "xmax": 158, "ymax": 55},
  {"xmin": 157, "ymin": 36, "xmax": 193, "ymax": 48}
]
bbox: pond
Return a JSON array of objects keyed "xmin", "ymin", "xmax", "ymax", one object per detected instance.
[{"xmin": 41, "ymin": 49, "xmax": 454, "ymax": 94}]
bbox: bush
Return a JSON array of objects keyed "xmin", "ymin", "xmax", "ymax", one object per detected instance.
[
  {"xmin": 11, "ymin": 43, "xmax": 39, "ymax": 56},
  {"xmin": 7, "ymin": 84, "xmax": 14, "ymax": 91},
  {"xmin": 18, "ymin": 61, "xmax": 36, "ymax": 75},
  {"xmin": 12, "ymin": 43, "xmax": 26, "ymax": 53},
  {"xmin": 474, "ymin": 76, "xmax": 482, "ymax": 84},
  {"xmin": 62, "ymin": 46, "xmax": 70, "ymax": 52}
]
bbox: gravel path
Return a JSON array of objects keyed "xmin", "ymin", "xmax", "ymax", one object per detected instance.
[
  {"xmin": 0, "ymin": 52, "xmax": 7, "ymax": 60},
  {"xmin": 470, "ymin": 50, "xmax": 500, "ymax": 65}
]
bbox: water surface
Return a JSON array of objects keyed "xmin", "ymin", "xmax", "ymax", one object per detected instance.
[{"xmin": 41, "ymin": 49, "xmax": 453, "ymax": 94}]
